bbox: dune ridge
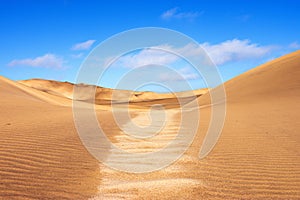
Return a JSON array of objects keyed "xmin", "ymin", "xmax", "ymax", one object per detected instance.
[
  {"xmin": 0, "ymin": 76, "xmax": 101, "ymax": 199},
  {"xmin": 92, "ymin": 50, "xmax": 300, "ymax": 199},
  {"xmin": 19, "ymin": 79, "xmax": 208, "ymax": 105},
  {"xmin": 188, "ymin": 50, "xmax": 300, "ymax": 199},
  {"xmin": 0, "ymin": 50, "xmax": 299, "ymax": 199}
]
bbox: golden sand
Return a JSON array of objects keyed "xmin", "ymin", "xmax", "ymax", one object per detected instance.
[{"xmin": 0, "ymin": 51, "xmax": 300, "ymax": 199}]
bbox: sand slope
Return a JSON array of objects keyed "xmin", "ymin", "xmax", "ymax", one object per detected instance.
[
  {"xmin": 188, "ymin": 50, "xmax": 300, "ymax": 199},
  {"xmin": 0, "ymin": 76, "xmax": 100, "ymax": 199},
  {"xmin": 92, "ymin": 51, "xmax": 300, "ymax": 199},
  {"xmin": 0, "ymin": 50, "xmax": 299, "ymax": 199},
  {"xmin": 19, "ymin": 79, "xmax": 208, "ymax": 106}
]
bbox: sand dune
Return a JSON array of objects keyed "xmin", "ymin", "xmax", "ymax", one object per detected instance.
[
  {"xmin": 189, "ymin": 50, "xmax": 300, "ymax": 199},
  {"xmin": 0, "ymin": 76, "xmax": 101, "ymax": 199},
  {"xmin": 199, "ymin": 50, "xmax": 300, "ymax": 105},
  {"xmin": 19, "ymin": 79, "xmax": 208, "ymax": 107},
  {"xmin": 19, "ymin": 79, "xmax": 75, "ymax": 100},
  {"xmin": 0, "ymin": 51, "xmax": 300, "ymax": 199},
  {"xmin": 92, "ymin": 51, "xmax": 300, "ymax": 199}
]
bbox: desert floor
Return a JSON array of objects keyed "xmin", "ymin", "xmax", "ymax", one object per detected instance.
[{"xmin": 0, "ymin": 51, "xmax": 300, "ymax": 199}]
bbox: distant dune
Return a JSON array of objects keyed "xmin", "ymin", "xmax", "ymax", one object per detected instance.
[
  {"xmin": 0, "ymin": 51, "xmax": 299, "ymax": 199},
  {"xmin": 19, "ymin": 79, "xmax": 208, "ymax": 108}
]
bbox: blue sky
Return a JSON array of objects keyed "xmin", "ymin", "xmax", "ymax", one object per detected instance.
[{"xmin": 0, "ymin": 0, "xmax": 299, "ymax": 92}]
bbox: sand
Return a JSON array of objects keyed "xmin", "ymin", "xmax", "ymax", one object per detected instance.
[
  {"xmin": 0, "ymin": 77, "xmax": 100, "ymax": 199},
  {"xmin": 0, "ymin": 50, "xmax": 300, "ymax": 199},
  {"xmin": 19, "ymin": 79, "xmax": 208, "ymax": 105}
]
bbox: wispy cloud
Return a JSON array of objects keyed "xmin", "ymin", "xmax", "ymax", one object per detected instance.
[
  {"xmin": 8, "ymin": 54, "xmax": 64, "ymax": 69},
  {"xmin": 113, "ymin": 47, "xmax": 178, "ymax": 68},
  {"xmin": 202, "ymin": 39, "xmax": 275, "ymax": 65},
  {"xmin": 71, "ymin": 40, "xmax": 96, "ymax": 51},
  {"xmin": 71, "ymin": 52, "xmax": 84, "ymax": 59},
  {"xmin": 159, "ymin": 67, "xmax": 199, "ymax": 82},
  {"xmin": 289, "ymin": 41, "xmax": 300, "ymax": 49},
  {"xmin": 108, "ymin": 39, "xmax": 274, "ymax": 68},
  {"xmin": 161, "ymin": 7, "xmax": 201, "ymax": 21}
]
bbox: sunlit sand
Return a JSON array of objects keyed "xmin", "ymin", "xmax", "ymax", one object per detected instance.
[{"xmin": 0, "ymin": 51, "xmax": 300, "ymax": 199}]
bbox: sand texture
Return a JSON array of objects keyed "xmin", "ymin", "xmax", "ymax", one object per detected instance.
[{"xmin": 1, "ymin": 51, "xmax": 300, "ymax": 199}]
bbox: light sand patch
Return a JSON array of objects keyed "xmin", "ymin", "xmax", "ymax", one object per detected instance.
[{"xmin": 1, "ymin": 51, "xmax": 300, "ymax": 199}]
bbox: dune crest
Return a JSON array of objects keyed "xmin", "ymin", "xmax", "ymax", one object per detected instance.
[
  {"xmin": 19, "ymin": 78, "xmax": 208, "ymax": 106},
  {"xmin": 0, "ymin": 51, "xmax": 299, "ymax": 199},
  {"xmin": 0, "ymin": 76, "xmax": 101, "ymax": 199}
]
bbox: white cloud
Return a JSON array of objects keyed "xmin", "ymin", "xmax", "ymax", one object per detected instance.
[
  {"xmin": 71, "ymin": 52, "xmax": 84, "ymax": 59},
  {"xmin": 8, "ymin": 54, "xmax": 64, "ymax": 69},
  {"xmin": 113, "ymin": 47, "xmax": 178, "ymax": 68},
  {"xmin": 108, "ymin": 39, "xmax": 274, "ymax": 68},
  {"xmin": 71, "ymin": 40, "xmax": 96, "ymax": 51},
  {"xmin": 289, "ymin": 41, "xmax": 300, "ymax": 49},
  {"xmin": 161, "ymin": 7, "xmax": 200, "ymax": 21},
  {"xmin": 159, "ymin": 67, "xmax": 199, "ymax": 82},
  {"xmin": 201, "ymin": 39, "xmax": 274, "ymax": 65}
]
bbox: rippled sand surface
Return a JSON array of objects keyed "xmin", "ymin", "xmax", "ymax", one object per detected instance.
[
  {"xmin": 1, "ymin": 51, "xmax": 300, "ymax": 199},
  {"xmin": 0, "ymin": 77, "xmax": 101, "ymax": 199}
]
